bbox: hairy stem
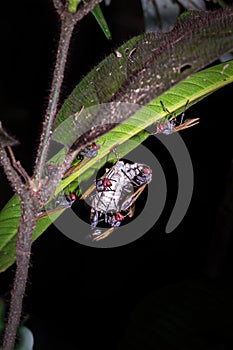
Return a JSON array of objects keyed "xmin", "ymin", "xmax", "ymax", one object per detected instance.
[
  {"xmin": 33, "ymin": 0, "xmax": 103, "ymax": 190},
  {"xmin": 3, "ymin": 200, "xmax": 36, "ymax": 350},
  {"xmin": 33, "ymin": 14, "xmax": 75, "ymax": 189},
  {"xmin": 0, "ymin": 147, "xmax": 25, "ymax": 194},
  {"xmin": 0, "ymin": 147, "xmax": 36, "ymax": 349}
]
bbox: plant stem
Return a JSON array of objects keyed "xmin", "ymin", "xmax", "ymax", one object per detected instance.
[
  {"xmin": 33, "ymin": 0, "xmax": 104, "ymax": 191},
  {"xmin": 33, "ymin": 14, "xmax": 75, "ymax": 190},
  {"xmin": 0, "ymin": 147, "xmax": 25, "ymax": 195},
  {"xmin": 3, "ymin": 200, "xmax": 36, "ymax": 350},
  {"xmin": 0, "ymin": 147, "xmax": 36, "ymax": 350}
]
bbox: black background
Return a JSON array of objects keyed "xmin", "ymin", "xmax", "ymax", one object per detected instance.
[{"xmin": 0, "ymin": 1, "xmax": 233, "ymax": 349}]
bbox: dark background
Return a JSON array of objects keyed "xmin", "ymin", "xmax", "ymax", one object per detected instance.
[{"xmin": 0, "ymin": 1, "xmax": 233, "ymax": 349}]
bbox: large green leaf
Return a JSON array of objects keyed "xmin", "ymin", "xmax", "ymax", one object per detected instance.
[
  {"xmin": 55, "ymin": 7, "xmax": 233, "ymax": 128},
  {"xmin": 0, "ymin": 60, "xmax": 233, "ymax": 271},
  {"xmin": 54, "ymin": 34, "xmax": 142, "ymax": 127}
]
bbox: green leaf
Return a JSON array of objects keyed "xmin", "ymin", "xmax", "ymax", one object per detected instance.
[
  {"xmin": 54, "ymin": 7, "xmax": 233, "ymax": 150},
  {"xmin": 58, "ymin": 59, "xmax": 233, "ymax": 191},
  {"xmin": 54, "ymin": 35, "xmax": 142, "ymax": 127},
  {"xmin": 0, "ymin": 60, "xmax": 233, "ymax": 272},
  {"xmin": 83, "ymin": 0, "xmax": 112, "ymax": 40}
]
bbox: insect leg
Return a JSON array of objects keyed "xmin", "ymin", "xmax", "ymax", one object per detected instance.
[{"xmin": 180, "ymin": 99, "xmax": 189, "ymax": 124}]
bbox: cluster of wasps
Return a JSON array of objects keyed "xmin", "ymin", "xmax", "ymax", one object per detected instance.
[
  {"xmin": 37, "ymin": 102, "xmax": 199, "ymax": 241},
  {"xmin": 82, "ymin": 159, "xmax": 152, "ymax": 241}
]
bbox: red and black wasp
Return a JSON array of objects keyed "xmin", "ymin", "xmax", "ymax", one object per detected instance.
[
  {"xmin": 82, "ymin": 160, "xmax": 152, "ymax": 241},
  {"xmin": 154, "ymin": 100, "xmax": 199, "ymax": 135}
]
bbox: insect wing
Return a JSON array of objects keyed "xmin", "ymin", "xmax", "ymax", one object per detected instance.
[
  {"xmin": 92, "ymin": 227, "xmax": 115, "ymax": 241},
  {"xmin": 121, "ymin": 183, "xmax": 147, "ymax": 212},
  {"xmin": 37, "ymin": 206, "xmax": 67, "ymax": 220},
  {"xmin": 63, "ymin": 158, "xmax": 89, "ymax": 179},
  {"xmin": 174, "ymin": 118, "xmax": 200, "ymax": 132},
  {"xmin": 80, "ymin": 182, "xmax": 97, "ymax": 201},
  {"xmin": 37, "ymin": 192, "xmax": 76, "ymax": 219},
  {"xmin": 91, "ymin": 202, "xmax": 134, "ymax": 242},
  {"xmin": 127, "ymin": 203, "xmax": 135, "ymax": 218}
]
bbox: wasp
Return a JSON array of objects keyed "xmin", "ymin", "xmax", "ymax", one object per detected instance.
[
  {"xmin": 63, "ymin": 142, "xmax": 100, "ymax": 179},
  {"xmin": 78, "ymin": 142, "xmax": 100, "ymax": 159},
  {"xmin": 91, "ymin": 180, "xmax": 150, "ymax": 241},
  {"xmin": 84, "ymin": 160, "xmax": 152, "ymax": 240},
  {"xmin": 154, "ymin": 100, "xmax": 200, "ymax": 135},
  {"xmin": 37, "ymin": 191, "xmax": 77, "ymax": 219},
  {"xmin": 91, "ymin": 161, "xmax": 151, "ymax": 214},
  {"xmin": 96, "ymin": 177, "xmax": 115, "ymax": 192}
]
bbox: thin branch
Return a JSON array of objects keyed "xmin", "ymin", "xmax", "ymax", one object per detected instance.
[
  {"xmin": 33, "ymin": 0, "xmax": 104, "ymax": 191},
  {"xmin": 52, "ymin": 0, "xmax": 64, "ymax": 15},
  {"xmin": 33, "ymin": 14, "xmax": 75, "ymax": 190},
  {"xmin": 7, "ymin": 146, "xmax": 31, "ymax": 183},
  {"xmin": 0, "ymin": 146, "xmax": 25, "ymax": 194}
]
